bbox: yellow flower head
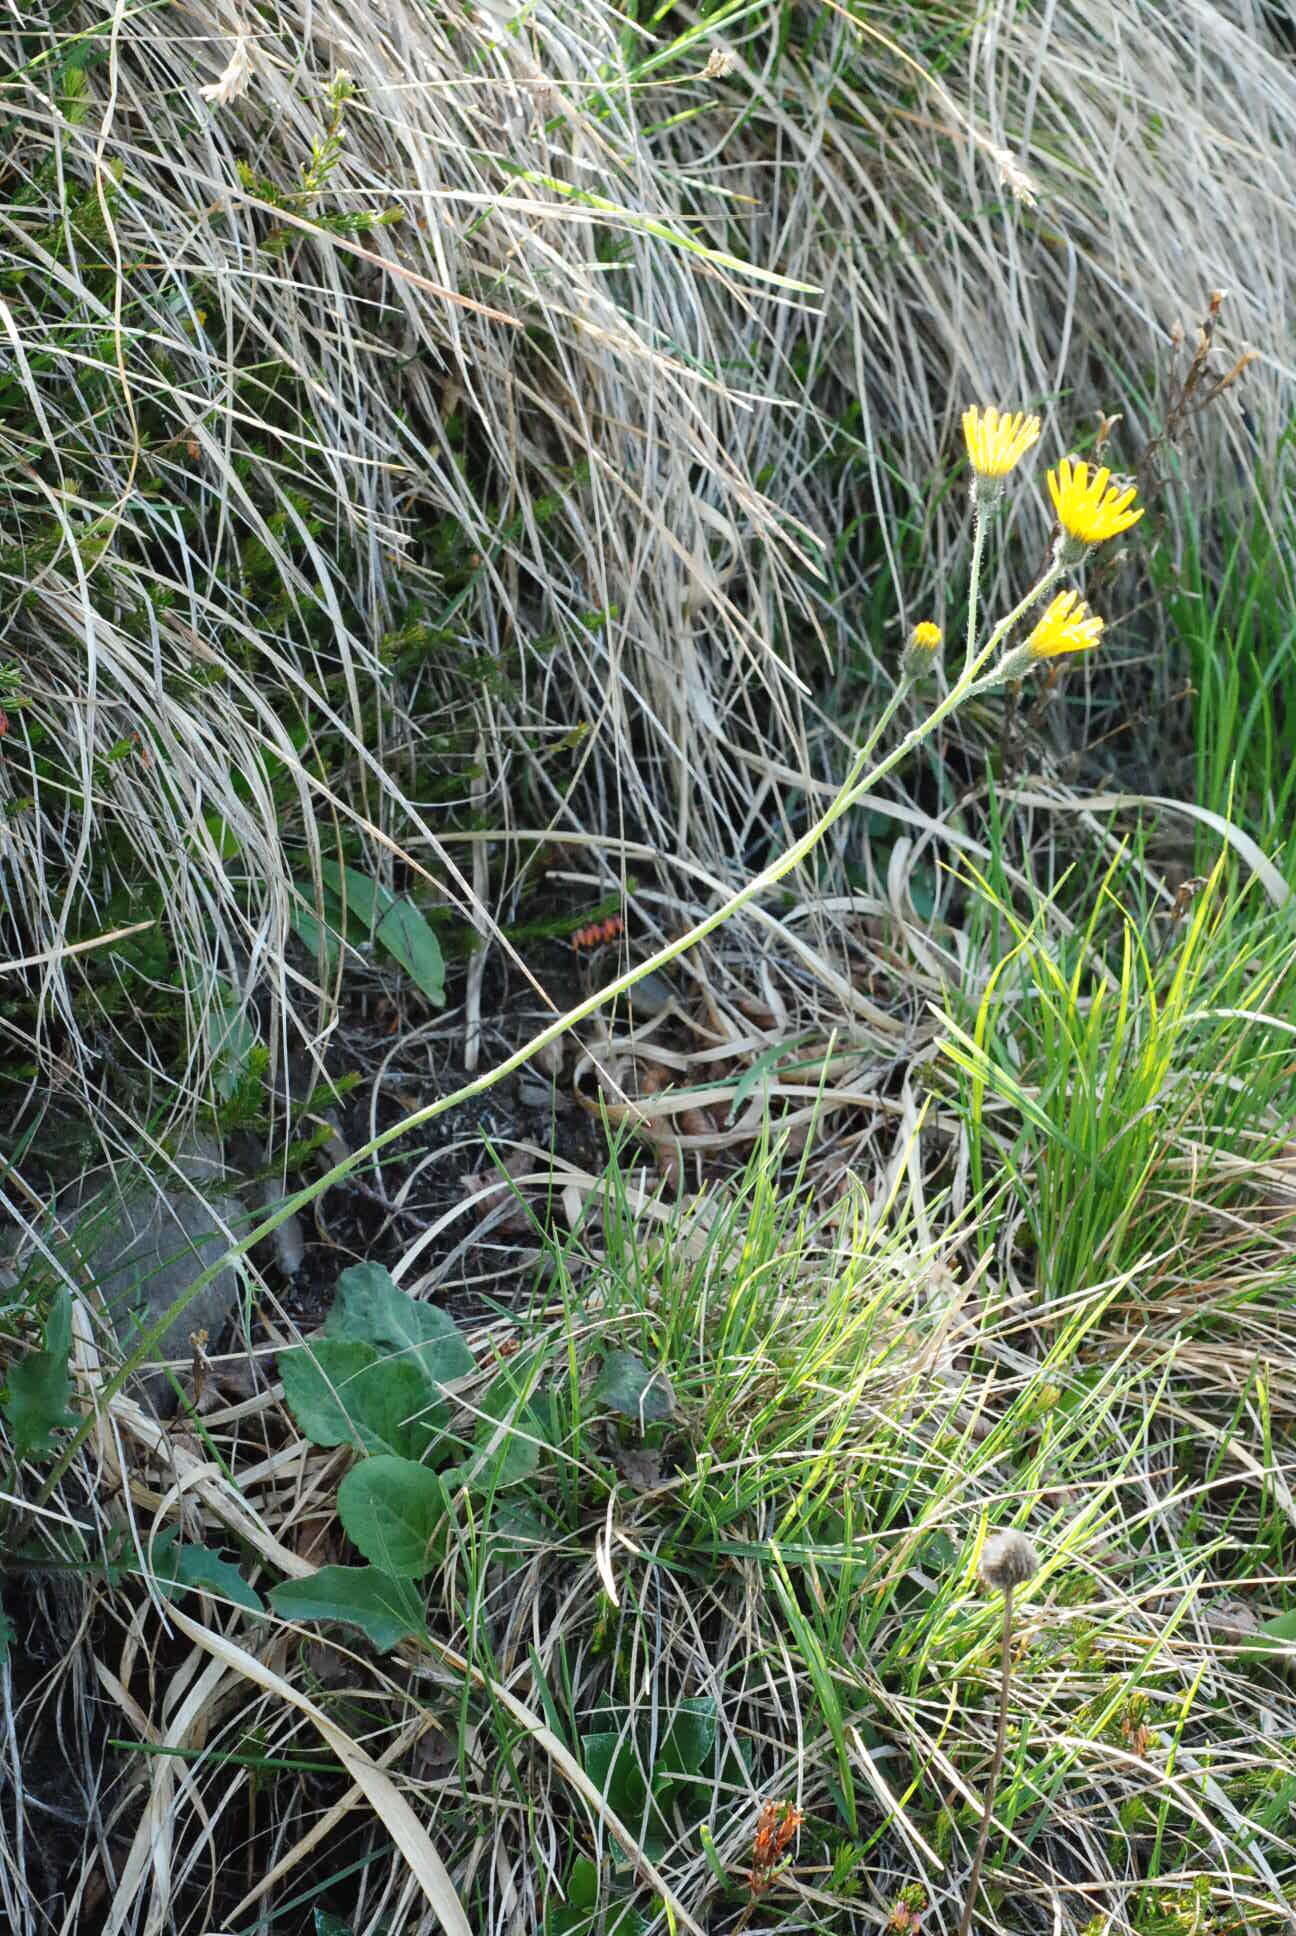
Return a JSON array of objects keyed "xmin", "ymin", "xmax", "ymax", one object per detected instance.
[
  {"xmin": 909, "ymin": 621, "xmax": 943, "ymax": 652},
  {"xmin": 1047, "ymin": 458, "xmax": 1144, "ymax": 548},
  {"xmin": 1026, "ymin": 589, "xmax": 1104, "ymax": 660},
  {"xmin": 962, "ymin": 405, "xmax": 1041, "ymax": 480}
]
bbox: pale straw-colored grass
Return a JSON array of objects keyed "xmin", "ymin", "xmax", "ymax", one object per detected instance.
[
  {"xmin": 1, "ymin": 0, "xmax": 1294, "ymax": 1124},
  {"xmin": 3, "ymin": 4, "xmax": 1296, "ymax": 1928}
]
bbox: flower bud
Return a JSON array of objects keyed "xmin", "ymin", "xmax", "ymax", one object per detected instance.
[{"xmin": 902, "ymin": 620, "xmax": 943, "ymax": 680}]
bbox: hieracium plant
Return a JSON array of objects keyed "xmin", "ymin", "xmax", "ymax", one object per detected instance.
[
  {"xmin": 41, "ymin": 399, "xmax": 1146, "ymax": 1472},
  {"xmin": 955, "ymin": 1529, "xmax": 1041, "ymax": 1936}
]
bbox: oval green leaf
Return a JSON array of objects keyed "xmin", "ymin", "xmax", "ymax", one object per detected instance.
[{"xmin": 338, "ymin": 1456, "xmax": 448, "ymax": 1579}]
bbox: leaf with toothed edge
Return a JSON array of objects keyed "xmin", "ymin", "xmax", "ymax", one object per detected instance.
[
  {"xmin": 270, "ymin": 1566, "xmax": 425, "ymax": 1650},
  {"xmin": 4, "ymin": 1288, "xmax": 77, "ymax": 1458}
]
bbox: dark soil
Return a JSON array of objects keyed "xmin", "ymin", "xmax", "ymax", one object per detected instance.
[{"xmin": 261, "ymin": 941, "xmax": 614, "ymax": 1335}]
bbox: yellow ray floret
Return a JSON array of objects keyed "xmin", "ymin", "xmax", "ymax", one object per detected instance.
[
  {"xmin": 1026, "ymin": 589, "xmax": 1105, "ymax": 660},
  {"xmin": 909, "ymin": 621, "xmax": 943, "ymax": 651},
  {"xmin": 962, "ymin": 405, "xmax": 1041, "ymax": 479},
  {"xmin": 1047, "ymin": 458, "xmax": 1144, "ymax": 546}
]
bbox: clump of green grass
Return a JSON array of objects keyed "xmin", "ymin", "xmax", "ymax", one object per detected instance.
[
  {"xmin": 1157, "ymin": 483, "xmax": 1296, "ymax": 869},
  {"xmin": 944, "ymin": 848, "xmax": 1296, "ymax": 1319}
]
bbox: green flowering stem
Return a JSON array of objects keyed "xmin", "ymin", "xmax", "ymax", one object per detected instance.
[
  {"xmin": 965, "ymin": 495, "xmax": 988, "ymax": 673},
  {"xmin": 35, "ymin": 568, "xmax": 1060, "ymax": 1504},
  {"xmin": 973, "ymin": 560, "xmax": 1064, "ymax": 687},
  {"xmin": 956, "ymin": 1527, "xmax": 1038, "ymax": 1936}
]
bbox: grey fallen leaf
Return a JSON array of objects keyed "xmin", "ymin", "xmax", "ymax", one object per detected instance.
[
  {"xmin": 305, "ymin": 1641, "xmax": 353, "ymax": 1688},
  {"xmin": 534, "ymin": 1037, "xmax": 565, "ymax": 1078},
  {"xmin": 613, "ymin": 1446, "xmax": 666, "ymax": 1492},
  {"xmin": 459, "ymin": 1150, "xmax": 538, "ymax": 1235},
  {"xmin": 626, "ymin": 970, "xmax": 673, "ymax": 1019},
  {"xmin": 1209, "ymin": 1599, "xmax": 1261, "ymax": 1638},
  {"xmin": 516, "ymin": 1076, "xmax": 555, "ymax": 1110}
]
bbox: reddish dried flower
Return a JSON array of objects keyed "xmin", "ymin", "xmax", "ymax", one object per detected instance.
[
  {"xmin": 748, "ymin": 1799, "xmax": 802, "ymax": 1896},
  {"xmin": 890, "ymin": 1884, "xmax": 929, "ymax": 1933}
]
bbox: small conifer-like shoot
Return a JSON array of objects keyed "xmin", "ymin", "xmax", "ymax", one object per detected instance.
[{"xmin": 955, "ymin": 1530, "xmax": 1041, "ymax": 1936}]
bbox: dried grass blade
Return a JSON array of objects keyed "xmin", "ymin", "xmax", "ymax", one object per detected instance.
[
  {"xmin": 1010, "ymin": 790, "xmax": 1290, "ymax": 905},
  {"xmin": 169, "ymin": 1607, "xmax": 473, "ymax": 1936},
  {"xmin": 422, "ymin": 1634, "xmax": 708, "ymax": 1936}
]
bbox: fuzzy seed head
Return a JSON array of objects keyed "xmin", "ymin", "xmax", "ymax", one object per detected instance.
[{"xmin": 978, "ymin": 1529, "xmax": 1038, "ymax": 1592}]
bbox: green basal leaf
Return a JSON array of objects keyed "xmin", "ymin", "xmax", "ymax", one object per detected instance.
[
  {"xmin": 337, "ymin": 1455, "xmax": 449, "ymax": 1579},
  {"xmin": 270, "ymin": 1565, "xmax": 425, "ymax": 1650},
  {"xmin": 4, "ymin": 1287, "xmax": 77, "ymax": 1459}
]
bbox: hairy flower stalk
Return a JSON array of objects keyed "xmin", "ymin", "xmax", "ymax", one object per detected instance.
[
  {"xmin": 962, "ymin": 405, "xmax": 1042, "ymax": 665},
  {"xmin": 993, "ymin": 586, "xmax": 1107, "ymax": 685}
]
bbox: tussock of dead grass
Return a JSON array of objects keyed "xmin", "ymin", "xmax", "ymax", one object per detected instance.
[{"xmin": 2, "ymin": 0, "xmax": 1296, "ymax": 1119}]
